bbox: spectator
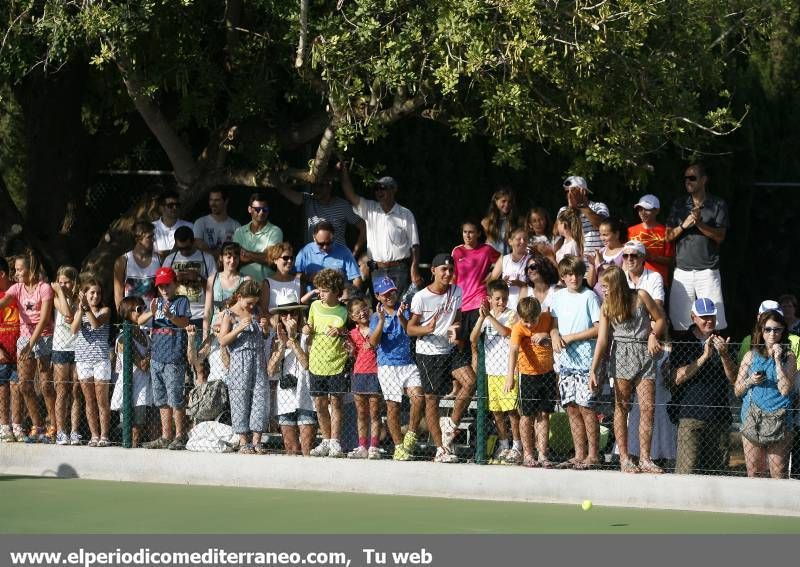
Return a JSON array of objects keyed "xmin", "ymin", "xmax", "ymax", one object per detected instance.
[
  {"xmin": 51, "ymin": 266, "xmax": 82, "ymax": 446},
  {"xmin": 488, "ymin": 227, "xmax": 530, "ymax": 312},
  {"xmin": 346, "ymin": 298, "xmax": 382, "ymax": 459},
  {"xmin": 264, "ymin": 243, "xmax": 305, "ymax": 313},
  {"xmin": 666, "ymin": 164, "xmax": 729, "ymax": 331},
  {"xmin": 621, "ymin": 240, "xmax": 665, "ymax": 305},
  {"xmin": 628, "ymin": 194, "xmax": 674, "ymax": 286},
  {"xmin": 735, "ymin": 309, "xmax": 796, "ymax": 478},
  {"xmin": 519, "ymin": 253, "xmax": 560, "ymax": 311},
  {"xmin": 590, "ymin": 266, "xmax": 667, "ymax": 473},
  {"xmin": 669, "ymin": 298, "xmax": 737, "ymax": 475},
  {"xmin": 339, "ymin": 164, "xmax": 423, "ymax": 295},
  {"xmin": 153, "ymin": 190, "xmax": 194, "ymax": 259},
  {"xmin": 193, "ymin": 188, "xmax": 241, "ymax": 255},
  {"xmin": 233, "ymin": 192, "xmax": 284, "ymax": 282},
  {"xmin": 0, "ymin": 257, "xmax": 19, "ymax": 443},
  {"xmin": 587, "ymin": 218, "xmax": 626, "ymax": 300},
  {"xmin": 203, "ymin": 242, "xmax": 249, "ymax": 338},
  {"xmin": 369, "ymin": 276, "xmax": 424, "ymax": 461},
  {"xmin": 554, "ymin": 208, "xmax": 584, "ymax": 265},
  {"xmin": 557, "ymin": 176, "xmax": 609, "ymax": 254},
  {"xmin": 407, "ymin": 254, "xmax": 477, "ymax": 464},
  {"xmin": 113, "ymin": 221, "xmax": 161, "ymax": 310},
  {"xmin": 778, "ymin": 294, "xmax": 800, "ymax": 335},
  {"xmin": 524, "ymin": 206, "xmax": 554, "ymax": 257},
  {"xmin": 481, "ymin": 187, "xmax": 520, "ymax": 255},
  {"xmin": 295, "ymin": 221, "xmax": 361, "ymax": 292},
  {"xmin": 737, "ymin": 301, "xmax": 800, "ymax": 362},
  {"xmin": 275, "ymin": 179, "xmax": 366, "ymax": 256}
]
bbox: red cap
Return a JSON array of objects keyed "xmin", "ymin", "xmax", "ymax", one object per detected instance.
[{"xmin": 155, "ymin": 267, "xmax": 176, "ymax": 286}]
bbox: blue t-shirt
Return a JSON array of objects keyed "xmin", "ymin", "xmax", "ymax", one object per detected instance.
[
  {"xmin": 549, "ymin": 287, "xmax": 601, "ymax": 372},
  {"xmin": 150, "ymin": 295, "xmax": 190, "ymax": 364},
  {"xmin": 370, "ymin": 310, "xmax": 413, "ymax": 367},
  {"xmin": 295, "ymin": 241, "xmax": 360, "ymax": 288}
]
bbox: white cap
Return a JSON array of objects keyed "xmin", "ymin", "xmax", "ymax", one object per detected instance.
[
  {"xmin": 563, "ymin": 175, "xmax": 591, "ymax": 193},
  {"xmin": 758, "ymin": 300, "xmax": 783, "ymax": 316},
  {"xmin": 634, "ymin": 194, "xmax": 660, "ymax": 210},
  {"xmin": 622, "ymin": 240, "xmax": 646, "ymax": 256}
]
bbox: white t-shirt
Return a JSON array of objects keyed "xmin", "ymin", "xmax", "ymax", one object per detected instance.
[
  {"xmin": 411, "ymin": 284, "xmax": 462, "ymax": 355},
  {"xmin": 501, "ymin": 253, "xmax": 529, "ymax": 311},
  {"xmin": 481, "ymin": 308, "xmax": 516, "ymax": 376},
  {"xmin": 275, "ymin": 334, "xmax": 315, "ymax": 416},
  {"xmin": 555, "ymin": 238, "xmax": 580, "ymax": 264},
  {"xmin": 193, "ymin": 215, "xmax": 241, "ymax": 251},
  {"xmin": 163, "ymin": 249, "xmax": 217, "ymax": 320},
  {"xmin": 153, "ymin": 219, "xmax": 194, "ymax": 254},
  {"xmin": 354, "ymin": 199, "xmax": 420, "ymax": 262},
  {"xmin": 549, "ymin": 287, "xmax": 601, "ymax": 371},
  {"xmin": 626, "ymin": 268, "xmax": 665, "ymax": 303},
  {"xmin": 524, "ymin": 284, "xmax": 558, "ymax": 312}
]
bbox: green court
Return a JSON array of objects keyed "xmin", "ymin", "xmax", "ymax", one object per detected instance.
[{"xmin": 2, "ymin": 475, "xmax": 799, "ymax": 533}]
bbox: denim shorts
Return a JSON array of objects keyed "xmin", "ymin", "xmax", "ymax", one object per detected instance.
[
  {"xmin": 351, "ymin": 373, "xmax": 382, "ymax": 395},
  {"xmin": 51, "ymin": 350, "xmax": 75, "ymax": 365},
  {"xmin": 16, "ymin": 335, "xmax": 53, "ymax": 361},
  {"xmin": 151, "ymin": 360, "xmax": 187, "ymax": 408},
  {"xmin": 0, "ymin": 364, "xmax": 18, "ymax": 385},
  {"xmin": 278, "ymin": 408, "xmax": 317, "ymax": 426}
]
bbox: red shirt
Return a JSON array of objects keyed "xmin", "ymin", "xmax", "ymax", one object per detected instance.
[
  {"xmin": 0, "ymin": 290, "xmax": 20, "ymax": 363},
  {"xmin": 451, "ymin": 244, "xmax": 500, "ymax": 311},
  {"xmin": 350, "ymin": 327, "xmax": 378, "ymax": 374},
  {"xmin": 627, "ymin": 223, "xmax": 674, "ymax": 285}
]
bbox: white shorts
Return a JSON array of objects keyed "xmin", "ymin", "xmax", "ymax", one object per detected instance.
[
  {"xmin": 669, "ymin": 268, "xmax": 727, "ymax": 330},
  {"xmin": 76, "ymin": 360, "xmax": 113, "ymax": 382},
  {"xmin": 378, "ymin": 364, "xmax": 422, "ymax": 403}
]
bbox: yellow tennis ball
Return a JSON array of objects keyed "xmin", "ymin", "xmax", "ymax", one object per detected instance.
[{"xmin": 581, "ymin": 500, "xmax": 592, "ymax": 511}]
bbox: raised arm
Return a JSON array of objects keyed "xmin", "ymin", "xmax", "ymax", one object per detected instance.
[
  {"xmin": 113, "ymin": 254, "xmax": 127, "ymax": 310},
  {"xmin": 338, "ymin": 162, "xmax": 361, "ymax": 208}
]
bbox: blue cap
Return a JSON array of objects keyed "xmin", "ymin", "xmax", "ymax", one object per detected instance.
[
  {"xmin": 692, "ymin": 298, "xmax": 717, "ymax": 317},
  {"xmin": 373, "ymin": 276, "xmax": 397, "ymax": 295}
]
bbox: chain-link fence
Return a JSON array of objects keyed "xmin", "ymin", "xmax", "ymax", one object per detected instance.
[{"xmin": 2, "ymin": 316, "xmax": 798, "ymax": 479}]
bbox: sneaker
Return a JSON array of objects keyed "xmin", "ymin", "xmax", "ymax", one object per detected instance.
[
  {"xmin": 434, "ymin": 447, "xmax": 459, "ymax": 463},
  {"xmin": 348, "ymin": 446, "xmax": 369, "ymax": 459},
  {"xmin": 310, "ymin": 439, "xmax": 330, "ymax": 457},
  {"xmin": 327, "ymin": 440, "xmax": 343, "ymax": 458},
  {"xmin": 393, "ymin": 445, "xmax": 411, "ymax": 461},
  {"xmin": 69, "ymin": 432, "xmax": 82, "ymax": 446},
  {"xmin": 168, "ymin": 435, "xmax": 187, "ymax": 450},
  {"xmin": 97, "ymin": 437, "xmax": 111, "ymax": 448},
  {"xmin": 440, "ymin": 418, "xmax": 457, "ymax": 451},
  {"xmin": 402, "ymin": 431, "xmax": 417, "ymax": 452},
  {"xmin": 12, "ymin": 424, "xmax": 26, "ymax": 443},
  {"xmin": 0, "ymin": 425, "xmax": 13, "ymax": 443},
  {"xmin": 503, "ymin": 448, "xmax": 523, "ymax": 465},
  {"xmin": 494, "ymin": 447, "xmax": 511, "ymax": 462},
  {"xmin": 368, "ymin": 447, "xmax": 382, "ymax": 460},
  {"xmin": 142, "ymin": 437, "xmax": 172, "ymax": 450},
  {"xmin": 55, "ymin": 431, "xmax": 70, "ymax": 445}
]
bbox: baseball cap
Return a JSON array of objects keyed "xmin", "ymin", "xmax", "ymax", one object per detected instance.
[
  {"xmin": 373, "ymin": 276, "xmax": 397, "ymax": 296},
  {"xmin": 622, "ymin": 240, "xmax": 647, "ymax": 256},
  {"xmin": 634, "ymin": 194, "xmax": 660, "ymax": 210},
  {"xmin": 691, "ymin": 298, "xmax": 717, "ymax": 317},
  {"xmin": 431, "ymin": 253, "xmax": 454, "ymax": 268},
  {"xmin": 758, "ymin": 300, "xmax": 783, "ymax": 316},
  {"xmin": 155, "ymin": 267, "xmax": 176, "ymax": 287},
  {"xmin": 272, "ymin": 289, "xmax": 308, "ymax": 312},
  {"xmin": 374, "ymin": 176, "xmax": 398, "ymax": 190},
  {"xmin": 563, "ymin": 175, "xmax": 592, "ymax": 194}
]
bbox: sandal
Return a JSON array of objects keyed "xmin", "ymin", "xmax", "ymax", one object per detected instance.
[
  {"xmin": 87, "ymin": 438, "xmax": 99, "ymax": 447},
  {"xmin": 523, "ymin": 456, "xmax": 540, "ymax": 468},
  {"xmin": 575, "ymin": 459, "xmax": 601, "ymax": 471},
  {"xmin": 556, "ymin": 458, "xmax": 579, "ymax": 469},
  {"xmin": 254, "ymin": 443, "xmax": 268, "ymax": 455},
  {"xmin": 239, "ymin": 443, "xmax": 256, "ymax": 455},
  {"xmin": 638, "ymin": 459, "xmax": 664, "ymax": 474},
  {"xmin": 537, "ymin": 459, "xmax": 555, "ymax": 469},
  {"xmin": 620, "ymin": 459, "xmax": 640, "ymax": 474}
]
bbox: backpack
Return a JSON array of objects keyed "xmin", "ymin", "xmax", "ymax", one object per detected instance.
[{"xmin": 186, "ymin": 380, "xmax": 229, "ymax": 423}]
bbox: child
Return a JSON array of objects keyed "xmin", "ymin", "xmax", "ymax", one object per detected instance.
[
  {"xmin": 488, "ymin": 227, "xmax": 530, "ymax": 312},
  {"xmin": 0, "ymin": 257, "xmax": 20, "ymax": 443},
  {"xmin": 554, "ymin": 208, "xmax": 584, "ymax": 264},
  {"xmin": 407, "ymin": 254, "xmax": 477, "ymax": 463},
  {"xmin": 588, "ymin": 218, "xmax": 625, "ymax": 299},
  {"xmin": 0, "ymin": 249, "xmax": 54, "ymax": 443},
  {"xmin": 508, "ymin": 297, "xmax": 557, "ymax": 468},
  {"xmin": 549, "ymin": 256, "xmax": 602, "ymax": 469},
  {"xmin": 470, "ymin": 280, "xmax": 520, "ymax": 463},
  {"xmin": 138, "ymin": 267, "xmax": 191, "ymax": 450},
  {"xmin": 51, "ymin": 266, "xmax": 83, "ymax": 445},
  {"xmin": 347, "ymin": 298, "xmax": 382, "ymax": 459},
  {"xmin": 305, "ymin": 269, "xmax": 349, "ymax": 458},
  {"xmin": 219, "ymin": 280, "xmax": 270, "ymax": 454},
  {"xmin": 369, "ymin": 276, "xmax": 424, "ymax": 461},
  {"xmin": 110, "ymin": 296, "xmax": 153, "ymax": 448},
  {"xmin": 70, "ymin": 277, "xmax": 112, "ymax": 447},
  {"xmin": 268, "ymin": 290, "xmax": 316, "ymax": 456}
]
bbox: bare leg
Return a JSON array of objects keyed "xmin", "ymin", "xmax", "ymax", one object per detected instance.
[
  {"xmin": 94, "ymin": 381, "xmax": 111, "ymax": 439},
  {"xmin": 520, "ymin": 415, "xmax": 534, "ymax": 460},
  {"xmin": 580, "ymin": 406, "xmax": 600, "ymax": 464},
  {"xmin": 281, "ymin": 425, "xmax": 300, "ymax": 454},
  {"xmin": 80, "ymin": 380, "xmax": 99, "ymax": 440},
  {"xmin": 17, "ymin": 359, "xmax": 42, "ymax": 429},
  {"xmin": 565, "ymin": 404, "xmax": 587, "ymax": 462},
  {"xmin": 159, "ymin": 407, "xmax": 174, "ymax": 439},
  {"xmin": 174, "ymin": 408, "xmax": 186, "ymax": 437},
  {"xmin": 38, "ymin": 359, "xmax": 55, "ymax": 432},
  {"xmin": 636, "ymin": 379, "xmax": 657, "ymax": 463},
  {"xmin": 767, "ymin": 434, "xmax": 792, "ymax": 479},
  {"xmin": 314, "ymin": 397, "xmax": 331, "ymax": 439},
  {"xmin": 385, "ymin": 400, "xmax": 403, "ymax": 445},
  {"xmin": 614, "ymin": 379, "xmax": 634, "ymax": 463},
  {"xmin": 493, "ymin": 411, "xmax": 510, "ymax": 442},
  {"xmin": 534, "ymin": 412, "xmax": 550, "ymax": 459},
  {"xmin": 70, "ymin": 372, "xmax": 81, "ymax": 434},
  {"xmin": 299, "ymin": 424, "xmax": 316, "ymax": 456},
  {"xmin": 407, "ymin": 387, "xmax": 424, "ymax": 434},
  {"xmin": 53, "ymin": 363, "xmax": 71, "ymax": 433},
  {"xmin": 451, "ymin": 366, "xmax": 476, "ymax": 424},
  {"xmin": 329, "ymin": 394, "xmax": 343, "ymax": 440},
  {"xmin": 742, "ymin": 436, "xmax": 767, "ymax": 478},
  {"xmin": 425, "ymin": 394, "xmax": 442, "ymax": 447},
  {"xmin": 354, "ymin": 394, "xmax": 368, "ymax": 441},
  {"xmin": 368, "ymin": 395, "xmax": 381, "ymax": 442}
]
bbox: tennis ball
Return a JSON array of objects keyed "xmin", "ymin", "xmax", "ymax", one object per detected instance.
[{"xmin": 581, "ymin": 500, "xmax": 592, "ymax": 511}]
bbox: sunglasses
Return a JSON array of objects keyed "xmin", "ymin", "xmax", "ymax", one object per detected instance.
[
  {"xmin": 315, "ymin": 240, "xmax": 333, "ymax": 248},
  {"xmin": 622, "ymin": 253, "xmax": 642, "ymax": 259},
  {"xmin": 684, "ymin": 175, "xmax": 698, "ymax": 182},
  {"xmin": 764, "ymin": 327, "xmax": 784, "ymax": 334},
  {"xmin": 164, "ymin": 202, "xmax": 179, "ymax": 208},
  {"xmin": 526, "ymin": 265, "xmax": 538, "ymax": 271},
  {"xmin": 251, "ymin": 206, "xmax": 269, "ymax": 213},
  {"xmin": 280, "ymin": 255, "xmax": 293, "ymax": 261}
]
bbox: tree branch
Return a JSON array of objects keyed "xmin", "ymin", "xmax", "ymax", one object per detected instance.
[{"xmin": 296, "ymin": 0, "xmax": 309, "ymax": 68}]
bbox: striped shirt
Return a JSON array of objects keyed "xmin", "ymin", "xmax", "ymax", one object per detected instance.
[{"xmin": 303, "ymin": 194, "xmax": 362, "ymax": 246}]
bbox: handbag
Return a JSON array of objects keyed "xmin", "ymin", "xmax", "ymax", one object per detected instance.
[
  {"xmin": 740, "ymin": 391, "xmax": 786, "ymax": 446},
  {"xmin": 186, "ymin": 380, "xmax": 230, "ymax": 423}
]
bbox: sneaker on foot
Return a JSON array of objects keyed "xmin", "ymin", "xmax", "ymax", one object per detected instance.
[
  {"xmin": 348, "ymin": 446, "xmax": 369, "ymax": 459},
  {"xmin": 12, "ymin": 425, "xmax": 25, "ymax": 443},
  {"xmin": 0, "ymin": 425, "xmax": 13, "ymax": 443},
  {"xmin": 327, "ymin": 440, "xmax": 343, "ymax": 458},
  {"xmin": 368, "ymin": 447, "xmax": 382, "ymax": 460},
  {"xmin": 168, "ymin": 435, "xmax": 187, "ymax": 450},
  {"xmin": 434, "ymin": 447, "xmax": 459, "ymax": 463},
  {"xmin": 69, "ymin": 432, "xmax": 82, "ymax": 446},
  {"xmin": 142, "ymin": 437, "xmax": 172, "ymax": 450},
  {"xmin": 503, "ymin": 448, "xmax": 523, "ymax": 465},
  {"xmin": 393, "ymin": 445, "xmax": 411, "ymax": 461},
  {"xmin": 494, "ymin": 447, "xmax": 511, "ymax": 462},
  {"xmin": 56, "ymin": 431, "xmax": 70, "ymax": 446},
  {"xmin": 440, "ymin": 418, "xmax": 457, "ymax": 451},
  {"xmin": 402, "ymin": 431, "xmax": 418, "ymax": 452},
  {"xmin": 310, "ymin": 439, "xmax": 330, "ymax": 457}
]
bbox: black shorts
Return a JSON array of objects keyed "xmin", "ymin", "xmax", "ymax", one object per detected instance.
[
  {"xmin": 518, "ymin": 371, "xmax": 558, "ymax": 416},
  {"xmin": 459, "ymin": 309, "xmax": 481, "ymax": 343},
  {"xmin": 309, "ymin": 372, "xmax": 349, "ymax": 397},
  {"xmin": 416, "ymin": 349, "xmax": 471, "ymax": 396}
]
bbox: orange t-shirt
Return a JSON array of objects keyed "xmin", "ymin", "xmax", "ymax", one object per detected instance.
[
  {"xmin": 510, "ymin": 313, "xmax": 554, "ymax": 375},
  {"xmin": 0, "ymin": 290, "xmax": 20, "ymax": 363},
  {"xmin": 627, "ymin": 223, "xmax": 674, "ymax": 284}
]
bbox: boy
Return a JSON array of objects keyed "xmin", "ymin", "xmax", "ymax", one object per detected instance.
[
  {"xmin": 0, "ymin": 258, "xmax": 20, "ymax": 442},
  {"xmin": 138, "ymin": 267, "xmax": 191, "ymax": 450},
  {"xmin": 549, "ymin": 256, "xmax": 601, "ymax": 469},
  {"xmin": 369, "ymin": 276, "xmax": 424, "ymax": 461},
  {"xmin": 407, "ymin": 253, "xmax": 476, "ymax": 463},
  {"xmin": 507, "ymin": 296, "xmax": 557, "ymax": 468},
  {"xmin": 305, "ymin": 268, "xmax": 349, "ymax": 458},
  {"xmin": 470, "ymin": 279, "xmax": 520, "ymax": 464}
]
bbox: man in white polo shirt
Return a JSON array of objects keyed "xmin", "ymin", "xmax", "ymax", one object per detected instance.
[
  {"xmin": 621, "ymin": 240, "xmax": 665, "ymax": 306},
  {"xmin": 339, "ymin": 163, "xmax": 422, "ymax": 296}
]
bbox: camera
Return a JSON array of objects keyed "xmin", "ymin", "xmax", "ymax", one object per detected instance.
[{"xmin": 279, "ymin": 373, "xmax": 298, "ymax": 389}]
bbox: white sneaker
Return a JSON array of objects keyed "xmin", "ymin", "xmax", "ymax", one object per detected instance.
[
  {"xmin": 348, "ymin": 446, "xmax": 369, "ymax": 459},
  {"xmin": 69, "ymin": 432, "xmax": 82, "ymax": 446},
  {"xmin": 56, "ymin": 431, "xmax": 70, "ymax": 446},
  {"xmin": 0, "ymin": 425, "xmax": 13, "ymax": 443},
  {"xmin": 434, "ymin": 447, "xmax": 459, "ymax": 463},
  {"xmin": 440, "ymin": 418, "xmax": 458, "ymax": 451},
  {"xmin": 327, "ymin": 440, "xmax": 343, "ymax": 458},
  {"xmin": 494, "ymin": 447, "xmax": 510, "ymax": 462},
  {"xmin": 310, "ymin": 439, "xmax": 330, "ymax": 457},
  {"xmin": 503, "ymin": 448, "xmax": 523, "ymax": 465},
  {"xmin": 368, "ymin": 447, "xmax": 382, "ymax": 460}
]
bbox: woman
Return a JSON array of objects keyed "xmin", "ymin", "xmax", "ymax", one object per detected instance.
[
  {"xmin": 735, "ymin": 310, "xmax": 795, "ymax": 478},
  {"xmin": 590, "ymin": 266, "xmax": 667, "ymax": 473},
  {"xmin": 518, "ymin": 253, "xmax": 560, "ymax": 312},
  {"xmin": 481, "ymin": 187, "xmax": 519, "ymax": 255},
  {"xmin": 489, "ymin": 227, "xmax": 529, "ymax": 311},
  {"xmin": 263, "ymin": 242, "xmax": 304, "ymax": 313},
  {"xmin": 587, "ymin": 218, "xmax": 625, "ymax": 299}
]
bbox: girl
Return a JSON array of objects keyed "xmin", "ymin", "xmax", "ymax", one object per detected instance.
[
  {"xmin": 588, "ymin": 218, "xmax": 626, "ymax": 299},
  {"xmin": 481, "ymin": 187, "xmax": 519, "ymax": 255},
  {"xmin": 554, "ymin": 208, "xmax": 584, "ymax": 264},
  {"xmin": 0, "ymin": 249, "xmax": 54, "ymax": 443},
  {"xmin": 589, "ymin": 266, "xmax": 666, "ymax": 473},
  {"xmin": 347, "ymin": 298, "xmax": 383, "ymax": 459},
  {"xmin": 519, "ymin": 254, "xmax": 560, "ymax": 312},
  {"xmin": 735, "ymin": 310, "xmax": 796, "ymax": 478},
  {"xmin": 110, "ymin": 296, "xmax": 153, "ymax": 448},
  {"xmin": 219, "ymin": 280, "xmax": 270, "ymax": 454},
  {"xmin": 525, "ymin": 207, "xmax": 554, "ymax": 257},
  {"xmin": 71, "ymin": 277, "xmax": 112, "ymax": 447},
  {"xmin": 488, "ymin": 227, "xmax": 530, "ymax": 312},
  {"xmin": 51, "ymin": 266, "xmax": 83, "ymax": 445},
  {"xmin": 268, "ymin": 292, "xmax": 316, "ymax": 455}
]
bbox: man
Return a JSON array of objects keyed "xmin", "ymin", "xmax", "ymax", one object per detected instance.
[
  {"xmin": 621, "ymin": 240, "xmax": 665, "ymax": 306},
  {"xmin": 153, "ymin": 190, "xmax": 194, "ymax": 259},
  {"xmin": 339, "ymin": 163, "xmax": 422, "ymax": 296},
  {"xmin": 232, "ymin": 192, "xmax": 283, "ymax": 281},
  {"xmin": 295, "ymin": 221, "xmax": 361, "ymax": 291},
  {"xmin": 666, "ymin": 163, "xmax": 729, "ymax": 331},
  {"xmin": 275, "ymin": 179, "xmax": 366, "ymax": 255},
  {"xmin": 193, "ymin": 188, "xmax": 241, "ymax": 254},
  {"xmin": 113, "ymin": 221, "xmax": 162, "ymax": 310},
  {"xmin": 557, "ymin": 175, "xmax": 609, "ymax": 254},
  {"xmin": 163, "ymin": 226, "xmax": 217, "ymax": 383},
  {"xmin": 669, "ymin": 298, "xmax": 736, "ymax": 475}
]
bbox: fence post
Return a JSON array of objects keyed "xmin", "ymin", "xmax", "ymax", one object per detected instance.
[
  {"xmin": 475, "ymin": 336, "xmax": 488, "ymax": 464},
  {"xmin": 121, "ymin": 321, "xmax": 133, "ymax": 448}
]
